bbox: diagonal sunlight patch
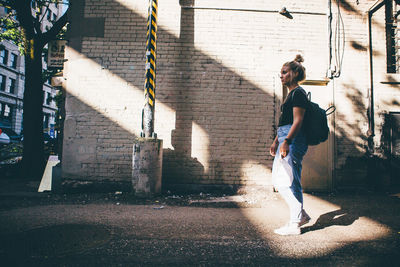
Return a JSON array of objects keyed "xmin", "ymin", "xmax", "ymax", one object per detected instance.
[
  {"xmin": 115, "ymin": 0, "xmax": 182, "ymax": 38},
  {"xmin": 240, "ymin": 193, "xmax": 392, "ymax": 258},
  {"xmin": 116, "ymin": 0, "xmax": 278, "ymax": 95},
  {"xmin": 191, "ymin": 122, "xmax": 210, "ymax": 173},
  {"xmin": 240, "ymin": 160, "xmax": 271, "ymax": 186},
  {"xmin": 64, "ymin": 48, "xmax": 175, "ymax": 149}
]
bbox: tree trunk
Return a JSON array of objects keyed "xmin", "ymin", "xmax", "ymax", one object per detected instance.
[
  {"xmin": 10, "ymin": 0, "xmax": 70, "ymax": 180},
  {"xmin": 21, "ymin": 37, "xmax": 45, "ymax": 180}
]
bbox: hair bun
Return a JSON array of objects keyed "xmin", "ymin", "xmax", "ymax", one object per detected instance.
[{"xmin": 294, "ymin": 54, "xmax": 304, "ymax": 63}]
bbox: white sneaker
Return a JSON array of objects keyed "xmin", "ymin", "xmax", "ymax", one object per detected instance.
[
  {"xmin": 274, "ymin": 223, "xmax": 301, "ymax": 235},
  {"xmin": 299, "ymin": 209, "xmax": 311, "ymax": 227}
]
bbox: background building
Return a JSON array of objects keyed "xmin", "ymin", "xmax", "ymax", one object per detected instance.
[
  {"xmin": 0, "ymin": 3, "xmax": 62, "ymax": 136},
  {"xmin": 61, "ymin": 0, "xmax": 400, "ymax": 191},
  {"xmin": 0, "ymin": 36, "xmax": 24, "ymax": 133}
]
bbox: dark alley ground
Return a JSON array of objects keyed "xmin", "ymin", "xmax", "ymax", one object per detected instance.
[{"xmin": 0, "ymin": 178, "xmax": 399, "ymax": 266}]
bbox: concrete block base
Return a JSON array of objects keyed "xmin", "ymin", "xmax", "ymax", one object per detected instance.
[{"xmin": 132, "ymin": 138, "xmax": 163, "ymax": 197}]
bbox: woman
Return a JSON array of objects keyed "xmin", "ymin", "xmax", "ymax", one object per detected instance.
[{"xmin": 270, "ymin": 54, "xmax": 311, "ymax": 235}]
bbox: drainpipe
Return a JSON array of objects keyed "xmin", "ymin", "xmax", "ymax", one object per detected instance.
[
  {"xmin": 367, "ymin": 0, "xmax": 386, "ymax": 154},
  {"xmin": 327, "ymin": 0, "xmax": 333, "ymax": 78}
]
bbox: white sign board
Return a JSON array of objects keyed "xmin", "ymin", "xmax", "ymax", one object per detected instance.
[{"xmin": 47, "ymin": 40, "xmax": 67, "ymax": 69}]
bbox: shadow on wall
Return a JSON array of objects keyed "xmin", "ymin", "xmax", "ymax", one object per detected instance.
[
  {"xmin": 336, "ymin": 0, "xmax": 362, "ymax": 15},
  {"xmin": 331, "ymin": 0, "xmax": 400, "ymax": 190},
  {"xmin": 161, "ymin": 4, "xmax": 274, "ymax": 188},
  {"xmin": 63, "ymin": 0, "xmax": 399, "ymax": 191},
  {"xmin": 61, "ymin": 94, "xmax": 138, "ymax": 191},
  {"xmin": 58, "ymin": 1, "xmax": 400, "ymax": 264},
  {"xmin": 66, "ymin": 0, "xmax": 276, "ymax": 189}
]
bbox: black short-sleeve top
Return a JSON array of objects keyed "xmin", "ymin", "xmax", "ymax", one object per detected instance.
[{"xmin": 278, "ymin": 86, "xmax": 308, "ymax": 127}]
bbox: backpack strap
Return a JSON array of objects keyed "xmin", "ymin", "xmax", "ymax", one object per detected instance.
[
  {"xmin": 325, "ymin": 106, "xmax": 336, "ymax": 116},
  {"xmin": 291, "ymin": 87, "xmax": 310, "ymax": 104},
  {"xmin": 293, "ymin": 88, "xmax": 336, "ymax": 116}
]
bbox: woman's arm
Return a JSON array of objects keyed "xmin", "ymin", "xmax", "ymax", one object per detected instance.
[
  {"xmin": 279, "ymin": 106, "xmax": 306, "ymax": 158},
  {"xmin": 270, "ymin": 135, "xmax": 279, "ymax": 156}
]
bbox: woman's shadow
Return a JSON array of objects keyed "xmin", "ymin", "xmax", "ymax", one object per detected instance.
[{"xmin": 302, "ymin": 209, "xmax": 359, "ymax": 233}]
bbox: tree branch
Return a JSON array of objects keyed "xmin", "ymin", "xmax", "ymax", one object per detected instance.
[
  {"xmin": 39, "ymin": 2, "xmax": 50, "ymax": 24},
  {"xmin": 33, "ymin": 16, "xmax": 42, "ymax": 35},
  {"xmin": 41, "ymin": 7, "xmax": 70, "ymax": 44},
  {"xmin": 13, "ymin": 0, "xmax": 36, "ymax": 39},
  {"xmin": 0, "ymin": 0, "xmax": 14, "ymax": 9}
]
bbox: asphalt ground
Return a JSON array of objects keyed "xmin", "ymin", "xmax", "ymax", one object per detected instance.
[{"xmin": 0, "ymin": 178, "xmax": 399, "ymax": 266}]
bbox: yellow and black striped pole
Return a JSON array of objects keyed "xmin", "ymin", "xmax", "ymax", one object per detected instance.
[{"xmin": 142, "ymin": 0, "xmax": 158, "ymax": 138}]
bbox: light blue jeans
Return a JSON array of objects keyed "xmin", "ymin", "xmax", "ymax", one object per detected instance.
[{"xmin": 274, "ymin": 124, "xmax": 308, "ymax": 223}]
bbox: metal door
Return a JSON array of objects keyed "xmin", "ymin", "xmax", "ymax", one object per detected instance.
[
  {"xmin": 301, "ymin": 83, "xmax": 334, "ymax": 192},
  {"xmin": 389, "ymin": 112, "xmax": 400, "ymax": 187}
]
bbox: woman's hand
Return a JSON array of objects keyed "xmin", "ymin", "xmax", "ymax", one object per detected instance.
[
  {"xmin": 279, "ymin": 140, "xmax": 290, "ymax": 158},
  {"xmin": 277, "ymin": 106, "xmax": 305, "ymax": 158},
  {"xmin": 270, "ymin": 140, "xmax": 279, "ymax": 156}
]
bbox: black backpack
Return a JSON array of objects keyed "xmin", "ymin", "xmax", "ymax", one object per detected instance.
[{"xmin": 294, "ymin": 88, "xmax": 335, "ymax": 146}]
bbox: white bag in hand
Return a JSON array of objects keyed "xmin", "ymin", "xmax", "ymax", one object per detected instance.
[{"xmin": 272, "ymin": 155, "xmax": 294, "ymax": 187}]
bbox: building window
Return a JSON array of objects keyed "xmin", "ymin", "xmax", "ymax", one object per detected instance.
[
  {"xmin": 47, "ymin": 10, "xmax": 52, "ymax": 21},
  {"xmin": 8, "ymin": 78, "xmax": 16, "ymax": 94},
  {"xmin": 10, "ymin": 53, "xmax": 17, "ymax": 69},
  {"xmin": 0, "ymin": 75, "xmax": 5, "ymax": 91},
  {"xmin": 385, "ymin": 1, "xmax": 400, "ymax": 73},
  {"xmin": 4, "ymin": 104, "xmax": 10, "ymax": 117},
  {"xmin": 43, "ymin": 113, "xmax": 50, "ymax": 131},
  {"xmin": 44, "ymin": 92, "xmax": 54, "ymax": 106},
  {"xmin": 0, "ymin": 48, "xmax": 8, "ymax": 65},
  {"xmin": 0, "ymin": 103, "xmax": 13, "ymax": 125},
  {"xmin": 46, "ymin": 92, "xmax": 52, "ymax": 105}
]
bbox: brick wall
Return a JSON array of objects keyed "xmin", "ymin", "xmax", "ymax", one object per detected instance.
[
  {"xmin": 62, "ymin": 0, "xmax": 400, "ymax": 190},
  {"xmin": 331, "ymin": 1, "xmax": 400, "ymax": 187}
]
